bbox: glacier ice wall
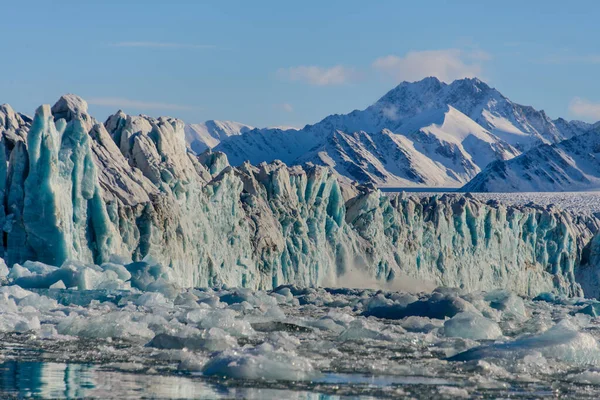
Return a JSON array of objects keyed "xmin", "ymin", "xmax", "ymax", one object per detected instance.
[{"xmin": 1, "ymin": 95, "xmax": 599, "ymax": 297}]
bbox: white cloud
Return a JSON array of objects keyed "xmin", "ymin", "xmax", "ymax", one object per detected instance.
[
  {"xmin": 277, "ymin": 103, "xmax": 293, "ymax": 112},
  {"xmin": 277, "ymin": 65, "xmax": 357, "ymax": 86},
  {"xmin": 569, "ymin": 97, "xmax": 600, "ymax": 120},
  {"xmin": 372, "ymin": 49, "xmax": 489, "ymax": 83},
  {"xmin": 381, "ymin": 105, "xmax": 399, "ymax": 121},
  {"xmin": 112, "ymin": 42, "xmax": 215, "ymax": 49},
  {"xmin": 87, "ymin": 97, "xmax": 194, "ymax": 111}
]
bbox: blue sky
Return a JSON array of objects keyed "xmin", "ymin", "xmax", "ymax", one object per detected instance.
[{"xmin": 2, "ymin": 0, "xmax": 600, "ymax": 127}]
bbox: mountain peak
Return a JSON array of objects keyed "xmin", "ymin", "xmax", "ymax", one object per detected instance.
[
  {"xmin": 394, "ymin": 76, "xmax": 444, "ymax": 91},
  {"xmin": 375, "ymin": 76, "xmax": 494, "ymax": 109},
  {"xmin": 447, "ymin": 77, "xmax": 492, "ymax": 95}
]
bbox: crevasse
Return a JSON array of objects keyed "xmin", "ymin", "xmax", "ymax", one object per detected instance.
[{"xmin": 0, "ymin": 95, "xmax": 599, "ymax": 297}]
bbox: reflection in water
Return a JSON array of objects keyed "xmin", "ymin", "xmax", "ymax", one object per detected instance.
[{"xmin": 0, "ymin": 361, "xmax": 345, "ymax": 399}]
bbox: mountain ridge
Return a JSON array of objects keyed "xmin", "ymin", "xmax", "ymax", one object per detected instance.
[
  {"xmin": 462, "ymin": 125, "xmax": 600, "ymax": 192},
  {"xmin": 214, "ymin": 77, "xmax": 594, "ymax": 187}
]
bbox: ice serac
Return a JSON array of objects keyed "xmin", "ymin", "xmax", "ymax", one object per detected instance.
[
  {"xmin": 16, "ymin": 100, "xmax": 115, "ymax": 267},
  {"xmin": 346, "ymin": 192, "xmax": 598, "ymax": 297},
  {"xmin": 1, "ymin": 95, "xmax": 600, "ymax": 297}
]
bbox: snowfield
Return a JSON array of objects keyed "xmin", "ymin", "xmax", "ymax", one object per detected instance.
[{"xmin": 384, "ymin": 190, "xmax": 600, "ymax": 215}]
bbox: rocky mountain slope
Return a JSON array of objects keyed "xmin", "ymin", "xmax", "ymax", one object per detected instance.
[
  {"xmin": 214, "ymin": 77, "xmax": 592, "ymax": 187},
  {"xmin": 463, "ymin": 126, "xmax": 600, "ymax": 192},
  {"xmin": 0, "ymin": 95, "xmax": 599, "ymax": 297}
]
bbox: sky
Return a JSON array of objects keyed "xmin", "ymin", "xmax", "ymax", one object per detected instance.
[{"xmin": 2, "ymin": 0, "xmax": 600, "ymax": 128}]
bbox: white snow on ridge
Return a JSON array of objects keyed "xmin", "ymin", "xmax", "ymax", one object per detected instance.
[
  {"xmin": 185, "ymin": 120, "xmax": 253, "ymax": 154},
  {"xmin": 419, "ymin": 106, "xmax": 496, "ymax": 144},
  {"xmin": 384, "ymin": 190, "xmax": 600, "ymax": 215},
  {"xmin": 481, "ymin": 109, "xmax": 532, "ymax": 145},
  {"xmin": 463, "ymin": 127, "xmax": 600, "ymax": 193}
]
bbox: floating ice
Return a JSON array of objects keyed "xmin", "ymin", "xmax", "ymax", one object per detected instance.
[
  {"xmin": 0, "ymin": 277, "xmax": 596, "ymax": 397},
  {"xmin": 567, "ymin": 370, "xmax": 600, "ymax": 385},
  {"xmin": 364, "ymin": 291, "xmax": 477, "ymax": 320},
  {"xmin": 147, "ymin": 327, "xmax": 237, "ymax": 352},
  {"xmin": 450, "ymin": 319, "xmax": 600, "ymax": 366},
  {"xmin": 443, "ymin": 312, "xmax": 503, "ymax": 340},
  {"xmin": 57, "ymin": 312, "xmax": 156, "ymax": 342},
  {"xmin": 201, "ymin": 343, "xmax": 317, "ymax": 381},
  {"xmin": 338, "ymin": 319, "xmax": 404, "ymax": 342}
]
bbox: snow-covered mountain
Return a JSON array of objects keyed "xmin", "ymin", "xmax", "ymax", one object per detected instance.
[
  {"xmin": 463, "ymin": 127, "xmax": 600, "ymax": 192},
  {"xmin": 185, "ymin": 120, "xmax": 253, "ymax": 154},
  {"xmin": 214, "ymin": 77, "xmax": 592, "ymax": 187}
]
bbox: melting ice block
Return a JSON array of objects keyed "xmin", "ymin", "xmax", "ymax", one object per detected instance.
[{"xmin": 443, "ymin": 312, "xmax": 503, "ymax": 340}]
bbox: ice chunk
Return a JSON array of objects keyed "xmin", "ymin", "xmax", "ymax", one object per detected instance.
[
  {"xmin": 126, "ymin": 260, "xmax": 173, "ymax": 291},
  {"xmin": 17, "ymin": 292, "xmax": 59, "ymax": 311},
  {"xmin": 400, "ymin": 316, "xmax": 444, "ymax": 333},
  {"xmin": 443, "ymin": 312, "xmax": 503, "ymax": 340},
  {"xmin": 484, "ymin": 290, "xmax": 528, "ymax": 321},
  {"xmin": 338, "ymin": 319, "xmax": 403, "ymax": 341},
  {"xmin": 437, "ymin": 386, "xmax": 469, "ymax": 398},
  {"xmin": 101, "ymin": 263, "xmax": 132, "ymax": 281},
  {"xmin": 0, "ymin": 258, "xmax": 9, "ymax": 278},
  {"xmin": 450, "ymin": 319, "xmax": 600, "ymax": 366},
  {"xmin": 364, "ymin": 292, "xmax": 477, "ymax": 320},
  {"xmin": 567, "ymin": 370, "xmax": 600, "ymax": 385},
  {"xmin": 0, "ymin": 285, "xmax": 34, "ymax": 300},
  {"xmin": 57, "ymin": 312, "xmax": 155, "ymax": 342},
  {"xmin": 533, "ymin": 292, "xmax": 556, "ymax": 303},
  {"xmin": 201, "ymin": 343, "xmax": 317, "ymax": 381},
  {"xmin": 8, "ymin": 264, "xmax": 33, "ymax": 280},
  {"xmin": 578, "ymin": 303, "xmax": 600, "ymax": 318},
  {"xmin": 22, "ymin": 260, "xmax": 58, "ymax": 275},
  {"xmin": 147, "ymin": 327, "xmax": 237, "ymax": 352},
  {"xmin": 185, "ymin": 308, "xmax": 255, "ymax": 337},
  {"xmin": 266, "ymin": 331, "xmax": 301, "ymax": 350},
  {"xmin": 135, "ymin": 292, "xmax": 172, "ymax": 308},
  {"xmin": 49, "ymin": 280, "xmax": 66, "ymax": 289},
  {"xmin": 0, "ymin": 313, "xmax": 40, "ymax": 332}
]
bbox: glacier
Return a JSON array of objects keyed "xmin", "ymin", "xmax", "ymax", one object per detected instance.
[
  {"xmin": 3, "ymin": 95, "xmax": 600, "ymax": 397},
  {"xmin": 1, "ymin": 95, "xmax": 600, "ymax": 298}
]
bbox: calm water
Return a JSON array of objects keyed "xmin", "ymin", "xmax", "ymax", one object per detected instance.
[
  {"xmin": 0, "ymin": 360, "xmax": 458, "ymax": 399},
  {"xmin": 0, "ymin": 360, "xmax": 348, "ymax": 399}
]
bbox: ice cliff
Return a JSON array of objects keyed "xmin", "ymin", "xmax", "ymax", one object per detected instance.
[{"xmin": 1, "ymin": 95, "xmax": 600, "ymax": 297}]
